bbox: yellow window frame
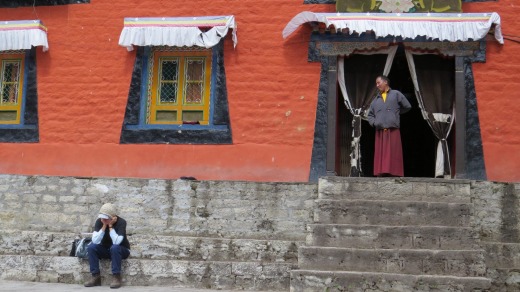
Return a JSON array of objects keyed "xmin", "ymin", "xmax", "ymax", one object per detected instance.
[
  {"xmin": 0, "ymin": 52, "xmax": 24, "ymax": 125},
  {"xmin": 148, "ymin": 49, "xmax": 212, "ymax": 125}
]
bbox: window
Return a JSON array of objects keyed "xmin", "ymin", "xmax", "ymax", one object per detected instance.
[
  {"xmin": 120, "ymin": 43, "xmax": 232, "ymax": 144},
  {"xmin": 118, "ymin": 15, "xmax": 235, "ymax": 144},
  {"xmin": 0, "ymin": 0, "xmax": 89, "ymax": 8},
  {"xmin": 148, "ymin": 49, "xmax": 212, "ymax": 125},
  {"xmin": 0, "ymin": 48, "xmax": 39, "ymax": 143},
  {"xmin": 0, "ymin": 52, "xmax": 25, "ymax": 124}
]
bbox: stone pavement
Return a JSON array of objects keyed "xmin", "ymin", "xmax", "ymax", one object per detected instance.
[{"xmin": 0, "ymin": 280, "xmax": 242, "ymax": 292}]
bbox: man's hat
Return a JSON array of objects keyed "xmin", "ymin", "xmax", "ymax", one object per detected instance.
[{"xmin": 98, "ymin": 203, "xmax": 117, "ymax": 220}]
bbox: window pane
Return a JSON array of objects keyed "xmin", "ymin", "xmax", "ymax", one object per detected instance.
[
  {"xmin": 1, "ymin": 61, "xmax": 21, "ymax": 105},
  {"xmin": 185, "ymin": 83, "xmax": 203, "ymax": 104},
  {"xmin": 161, "ymin": 59, "xmax": 178, "ymax": 81},
  {"xmin": 158, "ymin": 59, "xmax": 178, "ymax": 103},
  {"xmin": 184, "ymin": 58, "xmax": 205, "ymax": 105},
  {"xmin": 0, "ymin": 111, "xmax": 17, "ymax": 121},
  {"xmin": 182, "ymin": 111, "xmax": 203, "ymax": 123},
  {"xmin": 159, "ymin": 83, "xmax": 177, "ymax": 103},
  {"xmin": 186, "ymin": 58, "xmax": 204, "ymax": 81},
  {"xmin": 156, "ymin": 111, "xmax": 177, "ymax": 121},
  {"xmin": 1, "ymin": 84, "xmax": 18, "ymax": 104}
]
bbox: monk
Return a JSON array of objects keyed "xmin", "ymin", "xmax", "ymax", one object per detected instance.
[{"xmin": 367, "ymin": 75, "xmax": 411, "ymax": 177}]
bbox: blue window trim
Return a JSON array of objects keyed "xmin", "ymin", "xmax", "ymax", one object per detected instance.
[{"xmin": 120, "ymin": 42, "xmax": 232, "ymax": 144}]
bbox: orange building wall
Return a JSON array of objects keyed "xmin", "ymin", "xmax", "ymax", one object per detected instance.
[
  {"xmin": 0, "ymin": 0, "xmax": 332, "ymax": 182},
  {"xmin": 464, "ymin": 0, "xmax": 520, "ymax": 182},
  {"xmin": 0, "ymin": 0, "xmax": 519, "ymax": 182}
]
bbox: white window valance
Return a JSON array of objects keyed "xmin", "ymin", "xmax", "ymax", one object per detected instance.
[
  {"xmin": 118, "ymin": 15, "xmax": 237, "ymax": 51},
  {"xmin": 282, "ymin": 12, "xmax": 503, "ymax": 44},
  {"xmin": 0, "ymin": 20, "xmax": 49, "ymax": 52}
]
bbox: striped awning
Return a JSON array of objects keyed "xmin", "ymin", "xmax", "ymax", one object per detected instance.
[
  {"xmin": 0, "ymin": 20, "xmax": 49, "ymax": 51},
  {"xmin": 283, "ymin": 12, "xmax": 503, "ymax": 44},
  {"xmin": 118, "ymin": 15, "xmax": 237, "ymax": 51}
]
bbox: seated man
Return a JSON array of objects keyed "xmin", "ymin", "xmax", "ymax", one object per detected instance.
[{"xmin": 84, "ymin": 203, "xmax": 130, "ymax": 289}]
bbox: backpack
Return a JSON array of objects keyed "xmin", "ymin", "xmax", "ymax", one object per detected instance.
[{"xmin": 73, "ymin": 237, "xmax": 92, "ymax": 259}]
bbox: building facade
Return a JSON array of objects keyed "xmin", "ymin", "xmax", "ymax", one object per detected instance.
[{"xmin": 0, "ymin": 0, "xmax": 518, "ymax": 183}]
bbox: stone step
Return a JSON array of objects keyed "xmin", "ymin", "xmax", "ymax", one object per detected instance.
[
  {"xmin": 0, "ymin": 230, "xmax": 300, "ymax": 263},
  {"xmin": 290, "ymin": 270, "xmax": 491, "ymax": 292},
  {"xmin": 314, "ymin": 199, "xmax": 472, "ymax": 226},
  {"xmin": 307, "ymin": 224, "xmax": 480, "ymax": 250},
  {"xmin": 0, "ymin": 255, "xmax": 293, "ymax": 291},
  {"xmin": 298, "ymin": 247, "xmax": 486, "ymax": 277},
  {"xmin": 131, "ymin": 235, "xmax": 300, "ymax": 263},
  {"xmin": 318, "ymin": 176, "xmax": 472, "ymax": 203}
]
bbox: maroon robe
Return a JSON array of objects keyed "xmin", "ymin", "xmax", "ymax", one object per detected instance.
[{"xmin": 373, "ymin": 128, "xmax": 404, "ymax": 177}]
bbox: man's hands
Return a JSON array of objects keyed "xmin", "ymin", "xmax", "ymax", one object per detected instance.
[
  {"xmin": 101, "ymin": 216, "xmax": 118, "ymax": 231},
  {"xmin": 109, "ymin": 216, "xmax": 118, "ymax": 228}
]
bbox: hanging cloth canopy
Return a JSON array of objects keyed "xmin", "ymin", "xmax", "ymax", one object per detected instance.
[
  {"xmin": 118, "ymin": 15, "xmax": 237, "ymax": 51},
  {"xmin": 0, "ymin": 20, "xmax": 49, "ymax": 52},
  {"xmin": 283, "ymin": 12, "xmax": 503, "ymax": 44}
]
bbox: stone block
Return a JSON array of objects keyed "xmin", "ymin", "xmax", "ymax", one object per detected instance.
[
  {"xmin": 308, "ymin": 224, "xmax": 479, "ymax": 250},
  {"xmin": 315, "ymin": 199, "xmax": 473, "ymax": 226},
  {"xmin": 318, "ymin": 177, "xmax": 472, "ymax": 203},
  {"xmin": 483, "ymin": 242, "xmax": 520, "ymax": 268},
  {"xmin": 58, "ymin": 196, "xmax": 76, "ymax": 203},
  {"xmin": 290, "ymin": 270, "xmax": 491, "ymax": 292},
  {"xmin": 298, "ymin": 247, "xmax": 486, "ymax": 277},
  {"xmin": 42, "ymin": 195, "xmax": 57, "ymax": 202}
]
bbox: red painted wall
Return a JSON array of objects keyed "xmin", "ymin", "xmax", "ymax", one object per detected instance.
[
  {"xmin": 0, "ymin": 0, "xmax": 518, "ymax": 182},
  {"xmin": 464, "ymin": 0, "xmax": 520, "ymax": 182}
]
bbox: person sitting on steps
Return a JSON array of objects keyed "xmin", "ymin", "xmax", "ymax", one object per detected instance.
[{"xmin": 84, "ymin": 203, "xmax": 130, "ymax": 289}]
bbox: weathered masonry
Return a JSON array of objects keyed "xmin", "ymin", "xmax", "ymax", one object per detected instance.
[{"xmin": 0, "ymin": 175, "xmax": 520, "ymax": 290}]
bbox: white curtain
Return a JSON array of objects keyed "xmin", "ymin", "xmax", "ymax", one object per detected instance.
[
  {"xmin": 405, "ymin": 50, "xmax": 455, "ymax": 177},
  {"xmin": 337, "ymin": 45, "xmax": 397, "ymax": 176},
  {"xmin": 119, "ymin": 16, "xmax": 237, "ymax": 51}
]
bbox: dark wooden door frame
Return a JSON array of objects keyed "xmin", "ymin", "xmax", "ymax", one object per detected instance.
[{"xmin": 308, "ymin": 33, "xmax": 487, "ymax": 181}]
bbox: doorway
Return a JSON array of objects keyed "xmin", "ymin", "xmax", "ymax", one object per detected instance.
[{"xmin": 337, "ymin": 46, "xmax": 455, "ymax": 178}]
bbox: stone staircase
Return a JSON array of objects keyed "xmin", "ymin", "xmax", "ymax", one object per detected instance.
[
  {"xmin": 0, "ymin": 177, "xmax": 318, "ymax": 291},
  {"xmin": 290, "ymin": 176, "xmax": 492, "ymax": 291},
  {"xmin": 1, "ymin": 175, "xmax": 519, "ymax": 290},
  {"xmin": 0, "ymin": 231, "xmax": 299, "ymax": 290}
]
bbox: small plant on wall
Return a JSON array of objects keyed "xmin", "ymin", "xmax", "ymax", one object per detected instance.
[{"xmin": 336, "ymin": 0, "xmax": 462, "ymax": 13}]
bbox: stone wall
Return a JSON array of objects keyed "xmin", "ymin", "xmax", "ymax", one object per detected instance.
[
  {"xmin": 471, "ymin": 181, "xmax": 520, "ymax": 243},
  {"xmin": 0, "ymin": 175, "xmax": 317, "ymax": 240},
  {"xmin": 471, "ymin": 181, "xmax": 520, "ymax": 291},
  {"xmin": 0, "ymin": 174, "xmax": 316, "ymax": 289},
  {"xmin": 3, "ymin": 174, "xmax": 520, "ymax": 290},
  {"xmin": 2, "ymin": 174, "xmax": 519, "ymax": 244}
]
